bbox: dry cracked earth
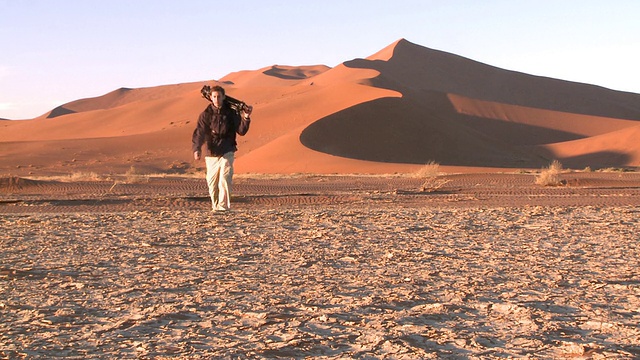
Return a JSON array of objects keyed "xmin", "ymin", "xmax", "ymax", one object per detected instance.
[{"xmin": 1, "ymin": 172, "xmax": 639, "ymax": 359}]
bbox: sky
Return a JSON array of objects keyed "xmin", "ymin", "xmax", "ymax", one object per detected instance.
[{"xmin": 1, "ymin": 0, "xmax": 639, "ymax": 120}]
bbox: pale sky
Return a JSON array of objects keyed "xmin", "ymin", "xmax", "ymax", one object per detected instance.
[{"xmin": 1, "ymin": 0, "xmax": 639, "ymax": 120}]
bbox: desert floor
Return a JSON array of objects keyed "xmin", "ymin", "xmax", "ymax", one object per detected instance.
[{"xmin": 1, "ymin": 172, "xmax": 639, "ymax": 359}]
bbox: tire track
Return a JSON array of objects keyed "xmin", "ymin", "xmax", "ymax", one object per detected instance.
[{"xmin": 1, "ymin": 173, "xmax": 640, "ymax": 213}]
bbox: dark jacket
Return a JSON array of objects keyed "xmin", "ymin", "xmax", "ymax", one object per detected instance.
[{"xmin": 192, "ymin": 102, "xmax": 251, "ymax": 157}]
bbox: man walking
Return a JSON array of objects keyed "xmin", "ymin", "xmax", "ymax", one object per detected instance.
[{"xmin": 192, "ymin": 85, "xmax": 252, "ymax": 211}]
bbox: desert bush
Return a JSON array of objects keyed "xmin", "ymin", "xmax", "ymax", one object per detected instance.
[
  {"xmin": 123, "ymin": 166, "xmax": 149, "ymax": 183},
  {"xmin": 69, "ymin": 172, "xmax": 102, "ymax": 181},
  {"xmin": 415, "ymin": 161, "xmax": 440, "ymax": 179},
  {"xmin": 416, "ymin": 161, "xmax": 450, "ymax": 192},
  {"xmin": 597, "ymin": 167, "xmax": 633, "ymax": 173},
  {"xmin": 535, "ymin": 160, "xmax": 563, "ymax": 186}
]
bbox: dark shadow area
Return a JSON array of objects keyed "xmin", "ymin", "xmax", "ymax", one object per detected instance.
[
  {"xmin": 47, "ymin": 106, "xmax": 76, "ymax": 119},
  {"xmin": 262, "ymin": 65, "xmax": 329, "ymax": 80},
  {"xmin": 263, "ymin": 67, "xmax": 310, "ymax": 80},
  {"xmin": 300, "ymin": 92, "xmax": 572, "ymax": 167},
  {"xmin": 455, "ymin": 117, "xmax": 584, "ymax": 146},
  {"xmin": 557, "ymin": 151, "xmax": 632, "ymax": 169}
]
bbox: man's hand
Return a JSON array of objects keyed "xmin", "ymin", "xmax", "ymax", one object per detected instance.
[
  {"xmin": 242, "ymin": 105, "xmax": 253, "ymax": 120},
  {"xmin": 194, "ymin": 151, "xmax": 201, "ymax": 160}
]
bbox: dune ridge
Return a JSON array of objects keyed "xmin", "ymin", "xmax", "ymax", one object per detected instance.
[{"xmin": 2, "ymin": 38, "xmax": 640, "ymax": 176}]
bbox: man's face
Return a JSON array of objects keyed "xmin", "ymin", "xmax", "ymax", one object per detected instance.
[{"xmin": 212, "ymin": 91, "xmax": 225, "ymax": 108}]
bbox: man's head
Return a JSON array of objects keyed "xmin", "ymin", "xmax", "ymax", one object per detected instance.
[{"xmin": 211, "ymin": 85, "xmax": 226, "ymax": 108}]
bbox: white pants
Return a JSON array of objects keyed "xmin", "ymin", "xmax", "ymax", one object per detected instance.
[{"xmin": 205, "ymin": 152, "xmax": 235, "ymax": 211}]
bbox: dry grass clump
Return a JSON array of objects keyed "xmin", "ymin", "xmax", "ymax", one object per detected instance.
[
  {"xmin": 414, "ymin": 161, "xmax": 440, "ymax": 179},
  {"xmin": 415, "ymin": 161, "xmax": 450, "ymax": 192},
  {"xmin": 122, "ymin": 166, "xmax": 150, "ymax": 184},
  {"xmin": 535, "ymin": 160, "xmax": 564, "ymax": 186},
  {"xmin": 68, "ymin": 172, "xmax": 102, "ymax": 181},
  {"xmin": 597, "ymin": 167, "xmax": 634, "ymax": 173},
  {"xmin": 22, "ymin": 172, "xmax": 102, "ymax": 182}
]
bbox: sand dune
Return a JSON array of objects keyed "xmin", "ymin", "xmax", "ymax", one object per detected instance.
[
  {"xmin": 541, "ymin": 123, "xmax": 640, "ymax": 167},
  {"xmin": 42, "ymin": 82, "xmax": 208, "ymax": 120},
  {"xmin": 2, "ymin": 38, "xmax": 640, "ymax": 176}
]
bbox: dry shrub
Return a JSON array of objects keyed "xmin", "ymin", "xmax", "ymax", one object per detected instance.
[
  {"xmin": 415, "ymin": 161, "xmax": 440, "ymax": 178},
  {"xmin": 124, "ymin": 166, "xmax": 149, "ymax": 183},
  {"xmin": 416, "ymin": 161, "xmax": 450, "ymax": 192},
  {"xmin": 597, "ymin": 167, "xmax": 633, "ymax": 173},
  {"xmin": 69, "ymin": 172, "xmax": 102, "ymax": 181},
  {"xmin": 535, "ymin": 160, "xmax": 563, "ymax": 186}
]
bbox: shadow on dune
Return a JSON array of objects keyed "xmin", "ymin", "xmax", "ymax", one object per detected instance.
[
  {"xmin": 540, "ymin": 150, "xmax": 632, "ymax": 170},
  {"xmin": 301, "ymin": 94, "xmax": 634, "ymax": 168},
  {"xmin": 262, "ymin": 65, "xmax": 330, "ymax": 80},
  {"xmin": 47, "ymin": 106, "xmax": 77, "ymax": 118},
  {"xmin": 263, "ymin": 67, "xmax": 310, "ymax": 80},
  {"xmin": 300, "ymin": 93, "xmax": 631, "ymax": 168},
  {"xmin": 301, "ymin": 39, "xmax": 640, "ymax": 168},
  {"xmin": 302, "ymin": 93, "xmax": 554, "ymax": 167}
]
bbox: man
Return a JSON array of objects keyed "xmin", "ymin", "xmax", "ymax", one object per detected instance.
[{"xmin": 192, "ymin": 85, "xmax": 252, "ymax": 211}]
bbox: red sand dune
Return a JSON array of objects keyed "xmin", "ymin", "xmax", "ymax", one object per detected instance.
[{"xmin": 2, "ymin": 38, "xmax": 640, "ymax": 176}]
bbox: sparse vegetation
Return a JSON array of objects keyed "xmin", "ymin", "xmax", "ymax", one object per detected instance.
[
  {"xmin": 535, "ymin": 160, "xmax": 564, "ymax": 186},
  {"xmin": 416, "ymin": 161, "xmax": 450, "ymax": 192},
  {"xmin": 597, "ymin": 167, "xmax": 634, "ymax": 173},
  {"xmin": 414, "ymin": 161, "xmax": 440, "ymax": 179},
  {"xmin": 69, "ymin": 172, "xmax": 102, "ymax": 181},
  {"xmin": 123, "ymin": 166, "xmax": 149, "ymax": 183}
]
